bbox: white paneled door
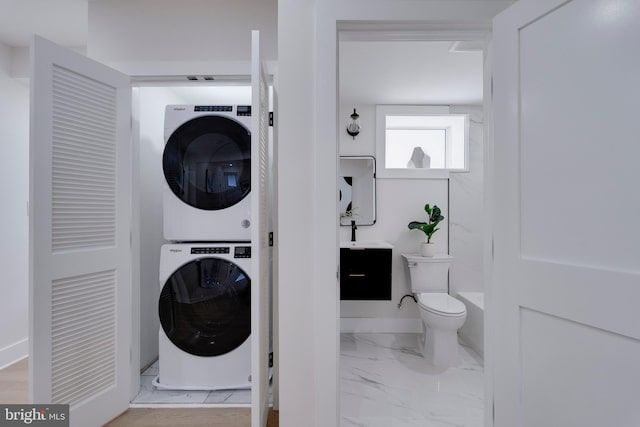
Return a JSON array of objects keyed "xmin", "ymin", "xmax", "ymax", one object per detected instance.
[
  {"xmin": 251, "ymin": 30, "xmax": 271, "ymax": 427},
  {"xmin": 492, "ymin": 1, "xmax": 640, "ymax": 426},
  {"xmin": 29, "ymin": 36, "xmax": 131, "ymax": 426}
]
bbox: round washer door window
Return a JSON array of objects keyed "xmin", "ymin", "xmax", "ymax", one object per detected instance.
[
  {"xmin": 163, "ymin": 115, "xmax": 251, "ymax": 211},
  {"xmin": 159, "ymin": 257, "xmax": 251, "ymax": 357}
]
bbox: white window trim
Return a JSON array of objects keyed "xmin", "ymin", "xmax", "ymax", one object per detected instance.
[{"xmin": 376, "ymin": 105, "xmax": 470, "ymax": 179}]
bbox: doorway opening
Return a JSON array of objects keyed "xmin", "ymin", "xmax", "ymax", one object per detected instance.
[{"xmin": 337, "ymin": 31, "xmax": 491, "ymax": 426}]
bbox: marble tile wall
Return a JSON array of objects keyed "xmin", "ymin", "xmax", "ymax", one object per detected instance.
[{"xmin": 449, "ymin": 106, "xmax": 485, "ymax": 296}]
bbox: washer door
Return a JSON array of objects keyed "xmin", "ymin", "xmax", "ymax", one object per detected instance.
[
  {"xmin": 159, "ymin": 257, "xmax": 251, "ymax": 357},
  {"xmin": 163, "ymin": 115, "xmax": 251, "ymax": 210}
]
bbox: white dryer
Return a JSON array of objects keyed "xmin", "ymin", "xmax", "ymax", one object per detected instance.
[
  {"xmin": 156, "ymin": 243, "xmax": 252, "ymax": 390},
  {"xmin": 163, "ymin": 105, "xmax": 252, "ymax": 242}
]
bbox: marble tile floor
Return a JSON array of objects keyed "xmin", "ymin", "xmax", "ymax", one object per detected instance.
[
  {"xmin": 133, "ymin": 332, "xmax": 484, "ymax": 425},
  {"xmin": 341, "ymin": 333, "xmax": 484, "ymax": 427},
  {"xmin": 132, "ymin": 361, "xmax": 254, "ymax": 406}
]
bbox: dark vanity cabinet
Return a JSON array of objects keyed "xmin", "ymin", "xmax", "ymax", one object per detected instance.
[{"xmin": 340, "ymin": 247, "xmax": 392, "ymax": 300}]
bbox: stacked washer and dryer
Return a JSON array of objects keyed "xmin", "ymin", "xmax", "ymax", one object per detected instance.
[{"xmin": 155, "ymin": 105, "xmax": 254, "ymax": 390}]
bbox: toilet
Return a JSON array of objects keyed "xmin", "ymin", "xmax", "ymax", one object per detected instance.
[{"xmin": 402, "ymin": 253, "xmax": 467, "ymax": 367}]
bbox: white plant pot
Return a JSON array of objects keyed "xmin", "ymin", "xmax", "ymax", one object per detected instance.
[{"xmin": 420, "ymin": 242, "xmax": 436, "ymax": 257}]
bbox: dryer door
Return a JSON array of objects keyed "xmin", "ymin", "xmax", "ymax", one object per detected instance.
[
  {"xmin": 163, "ymin": 114, "xmax": 251, "ymax": 210},
  {"xmin": 159, "ymin": 257, "xmax": 251, "ymax": 357}
]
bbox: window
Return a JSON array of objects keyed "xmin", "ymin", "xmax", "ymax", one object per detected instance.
[{"xmin": 376, "ymin": 105, "xmax": 469, "ymax": 178}]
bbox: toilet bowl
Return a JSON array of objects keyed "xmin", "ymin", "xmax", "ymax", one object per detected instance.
[
  {"xmin": 401, "ymin": 254, "xmax": 467, "ymax": 367},
  {"xmin": 415, "ymin": 292, "xmax": 466, "ymax": 367}
]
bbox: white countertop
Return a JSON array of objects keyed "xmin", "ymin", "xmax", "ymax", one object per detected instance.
[{"xmin": 340, "ymin": 240, "xmax": 394, "ymax": 249}]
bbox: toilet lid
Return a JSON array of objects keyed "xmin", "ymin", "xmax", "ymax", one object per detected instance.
[{"xmin": 416, "ymin": 293, "xmax": 466, "ymax": 316}]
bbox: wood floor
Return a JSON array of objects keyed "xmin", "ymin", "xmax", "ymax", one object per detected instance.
[
  {"xmin": 0, "ymin": 358, "xmax": 28, "ymax": 404},
  {"xmin": 0, "ymin": 359, "xmax": 278, "ymax": 427},
  {"xmin": 106, "ymin": 408, "xmax": 279, "ymax": 427}
]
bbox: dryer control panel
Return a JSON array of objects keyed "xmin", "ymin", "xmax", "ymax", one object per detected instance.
[
  {"xmin": 194, "ymin": 105, "xmax": 232, "ymax": 112},
  {"xmin": 191, "ymin": 105, "xmax": 251, "ymax": 115},
  {"xmin": 191, "ymin": 247, "xmax": 230, "ymax": 254}
]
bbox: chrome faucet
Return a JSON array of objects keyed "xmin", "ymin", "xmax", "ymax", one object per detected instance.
[{"xmin": 351, "ymin": 220, "xmax": 357, "ymax": 242}]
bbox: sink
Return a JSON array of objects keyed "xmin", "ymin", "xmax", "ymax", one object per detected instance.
[{"xmin": 340, "ymin": 240, "xmax": 393, "ymax": 249}]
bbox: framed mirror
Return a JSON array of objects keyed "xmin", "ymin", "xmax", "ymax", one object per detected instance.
[{"xmin": 339, "ymin": 156, "xmax": 376, "ymax": 226}]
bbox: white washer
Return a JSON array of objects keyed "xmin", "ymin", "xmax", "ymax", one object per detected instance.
[
  {"xmin": 156, "ymin": 243, "xmax": 252, "ymax": 390},
  {"xmin": 163, "ymin": 105, "xmax": 252, "ymax": 242}
]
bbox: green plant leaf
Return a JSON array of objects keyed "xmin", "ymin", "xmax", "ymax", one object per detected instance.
[
  {"xmin": 422, "ymin": 223, "xmax": 437, "ymax": 234},
  {"xmin": 409, "ymin": 203, "xmax": 445, "ymax": 242},
  {"xmin": 408, "ymin": 221, "xmax": 428, "ymax": 235},
  {"xmin": 408, "ymin": 221, "xmax": 427, "ymax": 230},
  {"xmin": 426, "ymin": 227, "xmax": 440, "ymax": 243},
  {"xmin": 430, "ymin": 205, "xmax": 442, "ymax": 223}
]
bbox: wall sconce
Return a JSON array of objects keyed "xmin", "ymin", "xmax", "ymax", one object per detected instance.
[{"xmin": 346, "ymin": 108, "xmax": 361, "ymax": 139}]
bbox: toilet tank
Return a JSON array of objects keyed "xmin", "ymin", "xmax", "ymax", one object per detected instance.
[{"xmin": 402, "ymin": 254, "xmax": 452, "ymax": 293}]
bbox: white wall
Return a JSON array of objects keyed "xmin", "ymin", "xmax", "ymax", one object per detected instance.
[
  {"xmin": 0, "ymin": 42, "xmax": 29, "ymax": 367},
  {"xmin": 338, "ymin": 103, "xmax": 444, "ymax": 323},
  {"xmin": 135, "ymin": 86, "xmax": 251, "ymax": 369},
  {"xmin": 279, "ymin": 0, "xmax": 340, "ymax": 426},
  {"xmin": 338, "ymin": 103, "xmax": 484, "ymax": 323},
  {"xmin": 450, "ymin": 105, "xmax": 485, "ymax": 296},
  {"xmin": 338, "ymin": 31, "xmax": 487, "ymax": 325},
  {"xmin": 88, "ymin": 0, "xmax": 277, "ymax": 76}
]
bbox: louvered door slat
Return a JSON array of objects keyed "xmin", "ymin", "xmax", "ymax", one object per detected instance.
[
  {"xmin": 51, "ymin": 64, "xmax": 117, "ymax": 253},
  {"xmin": 51, "ymin": 271, "xmax": 116, "ymax": 404}
]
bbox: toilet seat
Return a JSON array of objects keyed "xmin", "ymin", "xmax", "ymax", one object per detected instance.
[{"xmin": 416, "ymin": 293, "xmax": 466, "ymax": 316}]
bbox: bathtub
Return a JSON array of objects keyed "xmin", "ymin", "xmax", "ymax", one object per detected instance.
[{"xmin": 456, "ymin": 292, "xmax": 484, "ymax": 358}]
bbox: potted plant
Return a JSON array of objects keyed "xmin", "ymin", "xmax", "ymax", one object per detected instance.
[{"xmin": 408, "ymin": 204, "xmax": 444, "ymax": 257}]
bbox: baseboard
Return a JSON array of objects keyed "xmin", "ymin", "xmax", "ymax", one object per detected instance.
[
  {"xmin": 0, "ymin": 338, "xmax": 28, "ymax": 369},
  {"xmin": 340, "ymin": 317, "xmax": 422, "ymax": 333}
]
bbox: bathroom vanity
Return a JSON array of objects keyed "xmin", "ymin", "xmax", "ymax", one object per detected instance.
[{"xmin": 340, "ymin": 241, "xmax": 392, "ymax": 300}]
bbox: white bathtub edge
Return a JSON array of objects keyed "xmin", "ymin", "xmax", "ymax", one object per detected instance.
[{"xmin": 456, "ymin": 292, "xmax": 484, "ymax": 359}]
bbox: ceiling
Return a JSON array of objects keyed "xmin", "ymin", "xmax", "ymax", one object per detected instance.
[
  {"xmin": 0, "ymin": 1, "xmax": 484, "ymax": 104},
  {"xmin": 339, "ymin": 40, "xmax": 484, "ymax": 105},
  {"xmin": 0, "ymin": 0, "xmax": 88, "ymax": 47}
]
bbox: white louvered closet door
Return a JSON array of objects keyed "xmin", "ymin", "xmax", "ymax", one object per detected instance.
[
  {"xmin": 29, "ymin": 36, "xmax": 131, "ymax": 427},
  {"xmin": 251, "ymin": 30, "xmax": 271, "ymax": 427}
]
